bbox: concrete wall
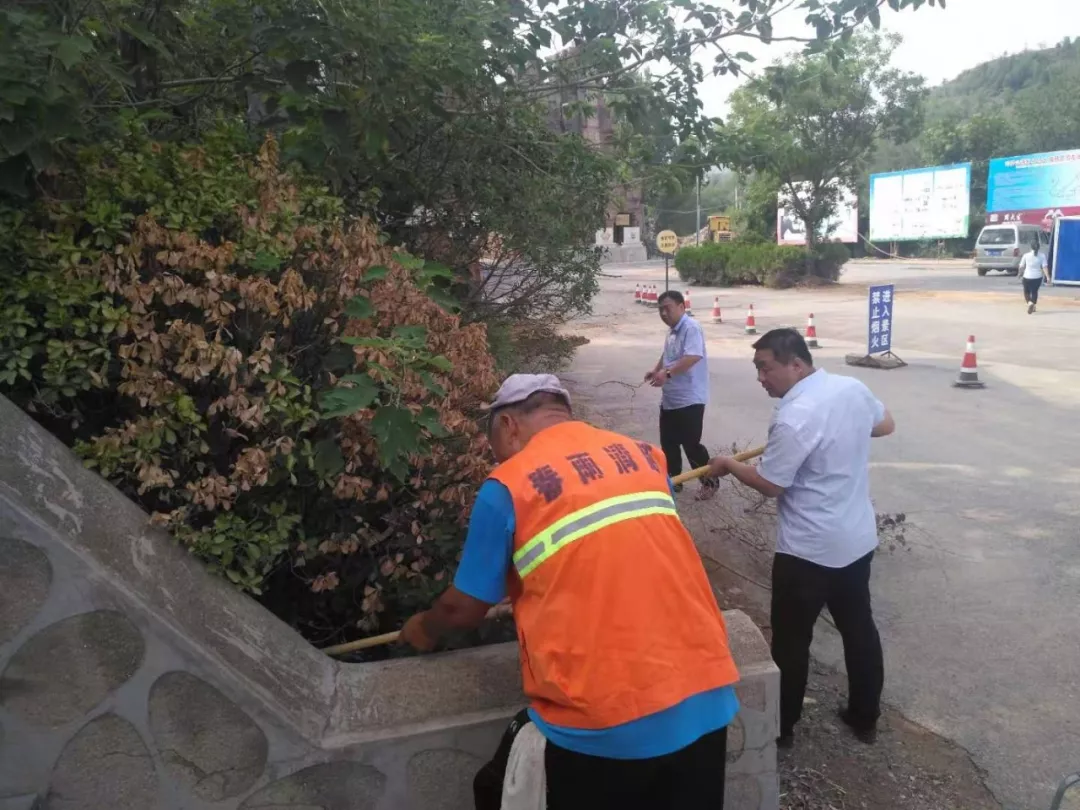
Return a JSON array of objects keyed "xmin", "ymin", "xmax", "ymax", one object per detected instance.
[
  {"xmin": 599, "ymin": 243, "xmax": 649, "ymax": 264},
  {"xmin": 0, "ymin": 394, "xmax": 779, "ymax": 809}
]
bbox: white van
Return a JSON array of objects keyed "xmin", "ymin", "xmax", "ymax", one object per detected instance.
[{"xmin": 974, "ymin": 223, "xmax": 1048, "ymax": 276}]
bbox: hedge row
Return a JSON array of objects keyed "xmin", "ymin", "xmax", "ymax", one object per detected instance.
[{"xmin": 674, "ymin": 241, "xmax": 850, "ymax": 288}]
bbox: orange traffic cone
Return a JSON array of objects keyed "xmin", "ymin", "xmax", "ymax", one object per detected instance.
[
  {"xmin": 954, "ymin": 335, "xmax": 985, "ymax": 388},
  {"xmin": 744, "ymin": 304, "xmax": 757, "ymax": 335},
  {"xmin": 685, "ymin": 290, "xmax": 693, "ymax": 315},
  {"xmin": 805, "ymin": 313, "xmax": 819, "ymax": 348},
  {"xmin": 711, "ymin": 297, "xmax": 722, "ymax": 324},
  {"xmin": 634, "ymin": 284, "xmax": 642, "ymax": 304},
  {"xmin": 647, "ymin": 285, "xmax": 656, "ymax": 306}
]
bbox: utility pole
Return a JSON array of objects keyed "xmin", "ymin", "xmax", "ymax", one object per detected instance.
[{"xmin": 696, "ymin": 176, "xmax": 701, "ymax": 245}]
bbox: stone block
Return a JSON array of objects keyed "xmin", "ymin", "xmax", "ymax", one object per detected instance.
[
  {"xmin": 734, "ymin": 662, "xmax": 781, "ymax": 751},
  {"xmin": 1, "ymin": 610, "xmax": 144, "ymax": 728},
  {"xmin": 329, "ymin": 643, "xmax": 524, "ymax": 739},
  {"xmin": 406, "ymin": 748, "xmax": 485, "ymax": 810},
  {"xmin": 0, "ymin": 796, "xmax": 41, "ymax": 810},
  {"xmin": 239, "ymin": 762, "xmax": 386, "ymax": 810},
  {"xmin": 726, "ymin": 741, "xmax": 778, "ymax": 779},
  {"xmin": 42, "ymin": 714, "xmax": 159, "ymax": 810},
  {"xmin": 149, "ymin": 671, "xmax": 268, "ymax": 800},
  {"xmin": 735, "ymin": 678, "xmax": 766, "ymax": 713},
  {"xmin": 725, "ymin": 608, "xmax": 772, "ymax": 669},
  {"xmin": 727, "ymin": 713, "xmax": 746, "ymax": 763},
  {"xmin": 0, "ymin": 536, "xmax": 51, "ymax": 645},
  {"xmin": 0, "ymin": 395, "xmax": 335, "ymax": 742},
  {"xmin": 725, "ymin": 772, "xmax": 780, "ymax": 810}
]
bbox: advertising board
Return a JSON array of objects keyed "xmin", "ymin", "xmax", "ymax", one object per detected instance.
[
  {"xmin": 869, "ymin": 163, "xmax": 971, "ymax": 241},
  {"xmin": 777, "ymin": 182, "xmax": 858, "ymax": 245},
  {"xmin": 987, "ymin": 149, "xmax": 1080, "ymax": 227}
]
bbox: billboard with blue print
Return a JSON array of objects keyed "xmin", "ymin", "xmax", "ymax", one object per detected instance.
[
  {"xmin": 869, "ymin": 163, "xmax": 971, "ymax": 241},
  {"xmin": 987, "ymin": 149, "xmax": 1080, "ymax": 218}
]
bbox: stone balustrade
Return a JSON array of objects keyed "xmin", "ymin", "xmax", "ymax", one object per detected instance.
[{"xmin": 0, "ymin": 394, "xmax": 778, "ymax": 810}]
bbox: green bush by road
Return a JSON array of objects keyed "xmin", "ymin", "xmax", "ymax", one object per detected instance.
[{"xmin": 675, "ymin": 241, "xmax": 850, "ymax": 288}]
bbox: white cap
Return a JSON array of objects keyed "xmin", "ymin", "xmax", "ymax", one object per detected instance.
[{"xmin": 484, "ymin": 373, "xmax": 571, "ymax": 412}]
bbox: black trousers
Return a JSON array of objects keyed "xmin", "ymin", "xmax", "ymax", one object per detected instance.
[
  {"xmin": 771, "ymin": 550, "xmax": 883, "ymax": 736},
  {"xmin": 475, "ymin": 710, "xmax": 728, "ymax": 810},
  {"xmin": 1023, "ymin": 276, "xmax": 1043, "ymax": 305},
  {"xmin": 659, "ymin": 404, "xmax": 714, "ymax": 485}
]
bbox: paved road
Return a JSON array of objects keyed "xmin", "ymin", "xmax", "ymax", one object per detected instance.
[{"xmin": 569, "ymin": 260, "xmax": 1080, "ymax": 810}]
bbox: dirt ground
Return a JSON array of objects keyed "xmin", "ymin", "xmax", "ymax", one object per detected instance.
[
  {"xmin": 692, "ymin": 483, "xmax": 1002, "ymax": 810},
  {"xmin": 572, "ymin": 379, "xmax": 1004, "ymax": 810}
]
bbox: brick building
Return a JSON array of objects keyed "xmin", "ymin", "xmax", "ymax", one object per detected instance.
[{"xmin": 541, "ymin": 51, "xmax": 648, "ymax": 263}]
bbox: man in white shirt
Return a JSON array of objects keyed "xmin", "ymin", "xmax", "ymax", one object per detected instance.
[
  {"xmin": 1019, "ymin": 240, "xmax": 1050, "ymax": 314},
  {"xmin": 708, "ymin": 329, "xmax": 895, "ymax": 749}
]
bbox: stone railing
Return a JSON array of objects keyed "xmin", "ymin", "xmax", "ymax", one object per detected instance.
[{"xmin": 0, "ymin": 394, "xmax": 778, "ymax": 809}]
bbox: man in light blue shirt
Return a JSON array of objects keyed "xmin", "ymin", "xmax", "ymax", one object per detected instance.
[
  {"xmin": 707, "ymin": 328, "xmax": 895, "ymax": 750},
  {"xmin": 644, "ymin": 290, "xmax": 717, "ymax": 500}
]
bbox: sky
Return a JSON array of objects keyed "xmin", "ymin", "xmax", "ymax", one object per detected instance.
[{"xmin": 697, "ymin": 0, "xmax": 1080, "ymax": 118}]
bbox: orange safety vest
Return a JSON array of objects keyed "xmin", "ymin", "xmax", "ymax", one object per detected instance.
[{"xmin": 488, "ymin": 420, "xmax": 740, "ymax": 730}]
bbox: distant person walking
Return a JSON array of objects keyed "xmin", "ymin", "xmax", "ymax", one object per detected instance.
[
  {"xmin": 707, "ymin": 329, "xmax": 895, "ymax": 749},
  {"xmin": 1019, "ymin": 240, "xmax": 1051, "ymax": 314},
  {"xmin": 645, "ymin": 290, "xmax": 718, "ymax": 500}
]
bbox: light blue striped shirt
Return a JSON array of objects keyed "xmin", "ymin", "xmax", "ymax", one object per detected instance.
[{"xmin": 661, "ymin": 314, "xmax": 709, "ymax": 410}]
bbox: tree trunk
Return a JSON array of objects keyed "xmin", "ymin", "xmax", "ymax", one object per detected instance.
[{"xmin": 804, "ymin": 216, "xmax": 818, "ymax": 251}]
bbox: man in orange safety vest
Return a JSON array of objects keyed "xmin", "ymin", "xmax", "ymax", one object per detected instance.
[{"xmin": 402, "ymin": 373, "xmax": 741, "ymax": 809}]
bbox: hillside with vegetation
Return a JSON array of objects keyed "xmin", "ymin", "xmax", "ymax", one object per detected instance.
[
  {"xmin": 720, "ymin": 38, "xmax": 1080, "ymax": 255},
  {"xmin": 871, "ymin": 37, "xmax": 1080, "ymax": 211},
  {"xmin": 926, "ymin": 37, "xmax": 1080, "ymax": 129}
]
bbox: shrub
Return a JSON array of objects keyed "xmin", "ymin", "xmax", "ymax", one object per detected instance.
[
  {"xmin": 486, "ymin": 319, "xmax": 589, "ymax": 375},
  {"xmin": 0, "ymin": 128, "xmax": 499, "ymax": 646},
  {"xmin": 675, "ymin": 241, "xmax": 808, "ymax": 286},
  {"xmin": 810, "ymin": 243, "xmax": 851, "ymax": 282},
  {"xmin": 674, "ymin": 240, "xmax": 850, "ymax": 288}
]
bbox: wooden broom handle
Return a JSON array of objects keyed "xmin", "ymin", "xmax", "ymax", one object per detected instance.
[
  {"xmin": 322, "ymin": 602, "xmax": 512, "ymax": 656},
  {"xmin": 670, "ymin": 445, "xmax": 765, "ymax": 485},
  {"xmin": 323, "ymin": 447, "xmax": 765, "ymax": 656}
]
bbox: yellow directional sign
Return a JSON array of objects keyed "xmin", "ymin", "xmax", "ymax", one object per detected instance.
[{"xmin": 656, "ymin": 230, "xmax": 678, "ymax": 255}]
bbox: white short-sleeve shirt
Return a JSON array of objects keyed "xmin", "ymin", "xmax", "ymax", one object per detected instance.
[
  {"xmin": 757, "ymin": 369, "xmax": 885, "ymax": 568},
  {"xmin": 1020, "ymin": 250, "xmax": 1047, "ymax": 280}
]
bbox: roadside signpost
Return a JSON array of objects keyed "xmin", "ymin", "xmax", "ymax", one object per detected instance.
[
  {"xmin": 656, "ymin": 230, "xmax": 677, "ymax": 292},
  {"xmin": 868, "ymin": 284, "xmax": 894, "ymax": 354},
  {"xmin": 845, "ymin": 283, "xmax": 906, "ymax": 369}
]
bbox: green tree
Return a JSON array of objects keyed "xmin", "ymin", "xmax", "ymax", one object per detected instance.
[
  {"xmin": 733, "ymin": 172, "xmax": 782, "ymax": 242},
  {"xmin": 1, "ymin": 0, "xmax": 942, "ymax": 320},
  {"xmin": 650, "ymin": 170, "xmax": 738, "ymax": 239},
  {"xmin": 921, "ymin": 111, "xmax": 1019, "ymax": 214},
  {"xmin": 1011, "ymin": 61, "xmax": 1080, "ymax": 155},
  {"xmin": 716, "ymin": 34, "xmax": 926, "ymax": 247}
]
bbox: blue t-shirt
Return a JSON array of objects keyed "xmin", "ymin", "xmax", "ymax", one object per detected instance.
[{"xmin": 453, "ymin": 479, "xmax": 739, "ymax": 760}]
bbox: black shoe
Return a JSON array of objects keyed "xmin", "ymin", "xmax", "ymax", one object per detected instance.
[
  {"xmin": 673, "ymin": 483, "xmax": 684, "ymax": 494},
  {"xmin": 837, "ymin": 706, "xmax": 877, "ymax": 744}
]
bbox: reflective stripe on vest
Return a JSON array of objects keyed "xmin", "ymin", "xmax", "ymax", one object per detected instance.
[{"xmin": 512, "ymin": 490, "xmax": 677, "ymax": 578}]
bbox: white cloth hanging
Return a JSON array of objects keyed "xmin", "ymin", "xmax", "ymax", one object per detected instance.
[{"xmin": 500, "ymin": 721, "xmax": 547, "ymax": 810}]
